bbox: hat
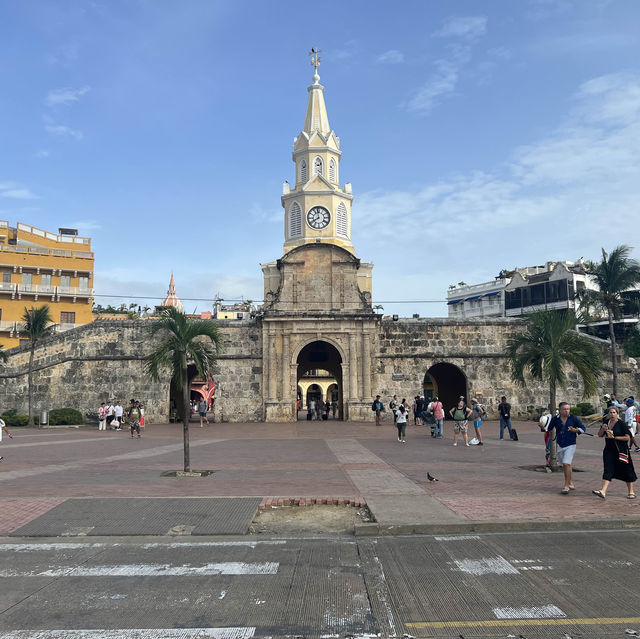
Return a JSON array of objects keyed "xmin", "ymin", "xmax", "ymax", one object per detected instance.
[
  {"xmin": 627, "ymin": 398, "xmax": 634, "ymax": 406},
  {"xmin": 459, "ymin": 395, "xmax": 465, "ymax": 400},
  {"xmin": 419, "ymin": 395, "xmax": 424, "ymax": 399},
  {"xmin": 604, "ymin": 394, "xmax": 611, "ymax": 399}
]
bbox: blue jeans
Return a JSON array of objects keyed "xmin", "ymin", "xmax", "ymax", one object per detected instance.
[
  {"xmin": 433, "ymin": 418, "xmax": 444, "ymax": 438},
  {"xmin": 500, "ymin": 416, "xmax": 513, "ymax": 439}
]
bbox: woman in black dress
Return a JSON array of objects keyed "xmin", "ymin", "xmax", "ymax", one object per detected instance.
[{"xmin": 592, "ymin": 406, "xmax": 637, "ymax": 499}]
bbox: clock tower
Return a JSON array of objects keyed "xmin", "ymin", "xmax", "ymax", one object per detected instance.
[{"xmin": 281, "ymin": 48, "xmax": 355, "ymax": 254}]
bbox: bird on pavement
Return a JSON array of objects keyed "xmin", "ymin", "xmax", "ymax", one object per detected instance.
[{"xmin": 427, "ymin": 472, "xmax": 438, "ymax": 482}]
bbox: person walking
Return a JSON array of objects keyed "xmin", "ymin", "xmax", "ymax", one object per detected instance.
[
  {"xmin": 415, "ymin": 395, "xmax": 426, "ymax": 426},
  {"xmin": 106, "ymin": 401, "xmax": 115, "ymax": 429},
  {"xmin": 372, "ymin": 395, "xmax": 384, "ymax": 426},
  {"xmin": 624, "ymin": 398, "xmax": 640, "ymax": 452},
  {"xmin": 0, "ymin": 418, "xmax": 13, "ymax": 462},
  {"xmin": 396, "ymin": 404, "xmax": 408, "ymax": 443},
  {"xmin": 429, "ymin": 396, "xmax": 444, "ymax": 439},
  {"xmin": 127, "ymin": 400, "xmax": 142, "ymax": 438},
  {"xmin": 114, "ymin": 401, "xmax": 124, "ymax": 431},
  {"xmin": 449, "ymin": 396, "xmax": 472, "ymax": 447},
  {"xmin": 198, "ymin": 398, "xmax": 209, "ymax": 427},
  {"xmin": 498, "ymin": 396, "xmax": 515, "ymax": 440},
  {"xmin": 593, "ymin": 405, "xmax": 637, "ymax": 499},
  {"xmin": 98, "ymin": 402, "xmax": 107, "ymax": 431},
  {"xmin": 471, "ymin": 398, "xmax": 484, "ymax": 445},
  {"xmin": 390, "ymin": 395, "xmax": 399, "ymax": 425},
  {"xmin": 547, "ymin": 402, "xmax": 586, "ymax": 494}
]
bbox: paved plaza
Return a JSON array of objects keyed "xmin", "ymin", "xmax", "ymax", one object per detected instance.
[{"xmin": 1, "ymin": 418, "xmax": 639, "ymax": 536}]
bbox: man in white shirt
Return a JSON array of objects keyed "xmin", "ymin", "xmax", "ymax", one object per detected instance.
[
  {"xmin": 625, "ymin": 398, "xmax": 640, "ymax": 452},
  {"xmin": 114, "ymin": 401, "xmax": 124, "ymax": 431}
]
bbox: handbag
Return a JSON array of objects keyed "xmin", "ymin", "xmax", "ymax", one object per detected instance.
[
  {"xmin": 424, "ymin": 411, "xmax": 435, "ymax": 425},
  {"xmin": 616, "ymin": 440, "xmax": 629, "ymax": 463}
]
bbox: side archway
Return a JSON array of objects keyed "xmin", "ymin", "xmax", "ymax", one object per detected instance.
[
  {"xmin": 296, "ymin": 340, "xmax": 343, "ymax": 420},
  {"xmin": 425, "ymin": 362, "xmax": 467, "ymax": 418}
]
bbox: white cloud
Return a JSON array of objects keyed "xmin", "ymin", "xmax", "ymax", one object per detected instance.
[
  {"xmin": 357, "ymin": 72, "xmax": 640, "ymax": 306},
  {"xmin": 45, "ymin": 86, "xmax": 91, "ymax": 107},
  {"xmin": 0, "ymin": 182, "xmax": 39, "ymax": 200},
  {"xmin": 488, "ymin": 46, "xmax": 512, "ymax": 59},
  {"xmin": 45, "ymin": 123, "xmax": 84, "ymax": 140},
  {"xmin": 406, "ymin": 45, "xmax": 471, "ymax": 114},
  {"xmin": 376, "ymin": 50, "xmax": 405, "ymax": 64},
  {"xmin": 433, "ymin": 16, "xmax": 487, "ymax": 40},
  {"xmin": 65, "ymin": 220, "xmax": 102, "ymax": 234},
  {"xmin": 34, "ymin": 149, "xmax": 50, "ymax": 158}
]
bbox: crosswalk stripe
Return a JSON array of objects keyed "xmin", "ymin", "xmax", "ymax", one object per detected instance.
[
  {"xmin": 406, "ymin": 616, "xmax": 640, "ymax": 629},
  {"xmin": 0, "ymin": 629, "xmax": 255, "ymax": 638},
  {"xmin": 0, "ymin": 562, "xmax": 279, "ymax": 577},
  {"xmin": 0, "ymin": 541, "xmax": 286, "ymax": 552}
]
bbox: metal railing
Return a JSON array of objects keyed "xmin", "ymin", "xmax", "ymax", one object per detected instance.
[
  {"xmin": 0, "ymin": 283, "xmax": 94, "ymax": 297},
  {"xmin": 0, "ymin": 244, "xmax": 93, "ymax": 259}
]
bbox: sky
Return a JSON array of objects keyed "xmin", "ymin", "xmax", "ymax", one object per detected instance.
[{"xmin": 1, "ymin": 0, "xmax": 639, "ymax": 317}]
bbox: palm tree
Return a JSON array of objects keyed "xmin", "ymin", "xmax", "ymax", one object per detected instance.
[
  {"xmin": 145, "ymin": 307, "xmax": 222, "ymax": 472},
  {"xmin": 507, "ymin": 310, "xmax": 602, "ymax": 467},
  {"xmin": 22, "ymin": 305, "xmax": 54, "ymax": 425},
  {"xmin": 579, "ymin": 245, "xmax": 640, "ymax": 395}
]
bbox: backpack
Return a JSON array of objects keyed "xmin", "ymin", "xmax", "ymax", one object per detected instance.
[
  {"xmin": 371, "ymin": 401, "xmax": 377, "ymax": 412},
  {"xmin": 453, "ymin": 403, "xmax": 467, "ymax": 421},
  {"xmin": 389, "ymin": 400, "xmax": 396, "ymax": 411}
]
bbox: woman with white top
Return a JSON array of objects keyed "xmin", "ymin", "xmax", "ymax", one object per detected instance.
[{"xmin": 396, "ymin": 404, "xmax": 408, "ymax": 443}]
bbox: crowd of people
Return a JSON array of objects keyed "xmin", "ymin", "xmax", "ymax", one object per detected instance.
[{"xmin": 97, "ymin": 399, "xmax": 145, "ymax": 438}]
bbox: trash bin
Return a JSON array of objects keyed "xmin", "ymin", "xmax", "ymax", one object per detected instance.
[{"xmin": 40, "ymin": 410, "xmax": 48, "ymax": 426}]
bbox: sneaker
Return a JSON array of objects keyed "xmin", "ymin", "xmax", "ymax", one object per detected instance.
[
  {"xmin": 453, "ymin": 443, "xmax": 457, "ymax": 446},
  {"xmin": 465, "ymin": 443, "xmax": 470, "ymax": 447},
  {"xmin": 635, "ymin": 447, "xmax": 640, "ymax": 453},
  {"xmin": 402, "ymin": 440, "xmax": 406, "ymax": 443},
  {"xmin": 398, "ymin": 438, "xmax": 401, "ymax": 442},
  {"xmin": 478, "ymin": 442, "xmax": 484, "ymax": 446},
  {"xmin": 0, "ymin": 456, "xmax": 3, "ymax": 462}
]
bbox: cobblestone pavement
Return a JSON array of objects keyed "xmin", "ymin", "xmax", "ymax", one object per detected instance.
[{"xmin": 1, "ymin": 418, "xmax": 638, "ymax": 534}]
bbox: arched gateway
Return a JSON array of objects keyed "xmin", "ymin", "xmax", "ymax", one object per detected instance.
[
  {"xmin": 424, "ymin": 363, "xmax": 467, "ymax": 417},
  {"xmin": 296, "ymin": 341, "xmax": 343, "ymax": 420}
]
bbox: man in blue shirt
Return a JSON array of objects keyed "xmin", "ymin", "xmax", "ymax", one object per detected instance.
[{"xmin": 546, "ymin": 402, "xmax": 586, "ymax": 494}]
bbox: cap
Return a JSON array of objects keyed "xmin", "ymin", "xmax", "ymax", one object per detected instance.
[
  {"xmin": 604, "ymin": 394, "xmax": 611, "ymax": 399},
  {"xmin": 419, "ymin": 395, "xmax": 424, "ymax": 399},
  {"xmin": 459, "ymin": 395, "xmax": 465, "ymax": 400}
]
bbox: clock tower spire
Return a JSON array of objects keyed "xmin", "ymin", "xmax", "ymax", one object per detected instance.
[{"xmin": 281, "ymin": 50, "xmax": 355, "ymax": 254}]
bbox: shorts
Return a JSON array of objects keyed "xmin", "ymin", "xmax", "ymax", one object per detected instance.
[
  {"xmin": 557, "ymin": 444, "xmax": 576, "ymax": 465},
  {"xmin": 199, "ymin": 411, "xmax": 207, "ymax": 417},
  {"xmin": 453, "ymin": 420, "xmax": 468, "ymax": 433},
  {"xmin": 473, "ymin": 419, "xmax": 482, "ymax": 428}
]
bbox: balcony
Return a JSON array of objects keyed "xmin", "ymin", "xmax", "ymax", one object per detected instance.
[
  {"xmin": 57, "ymin": 286, "xmax": 94, "ymax": 300},
  {"xmin": 0, "ymin": 320, "xmax": 17, "ymax": 334},
  {"xmin": 0, "ymin": 283, "xmax": 93, "ymax": 301}
]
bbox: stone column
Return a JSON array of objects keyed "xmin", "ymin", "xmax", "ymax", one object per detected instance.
[
  {"xmin": 267, "ymin": 328, "xmax": 276, "ymax": 401},
  {"xmin": 349, "ymin": 333, "xmax": 358, "ymax": 400},
  {"xmin": 362, "ymin": 330, "xmax": 371, "ymax": 400},
  {"xmin": 281, "ymin": 333, "xmax": 290, "ymax": 402}
]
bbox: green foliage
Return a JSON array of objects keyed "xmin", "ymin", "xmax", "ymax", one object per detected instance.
[
  {"xmin": 48, "ymin": 408, "xmax": 83, "ymax": 425},
  {"xmin": 624, "ymin": 327, "xmax": 640, "ymax": 358},
  {"xmin": 1, "ymin": 410, "xmax": 28, "ymax": 426},
  {"xmin": 574, "ymin": 402, "xmax": 595, "ymax": 416},
  {"xmin": 22, "ymin": 305, "xmax": 54, "ymax": 341},
  {"xmin": 507, "ymin": 310, "xmax": 603, "ymax": 405}
]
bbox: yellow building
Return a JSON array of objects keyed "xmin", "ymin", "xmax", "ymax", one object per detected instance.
[{"xmin": 0, "ymin": 221, "xmax": 94, "ymax": 349}]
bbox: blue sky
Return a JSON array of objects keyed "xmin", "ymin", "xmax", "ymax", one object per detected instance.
[{"xmin": 1, "ymin": 0, "xmax": 639, "ymax": 316}]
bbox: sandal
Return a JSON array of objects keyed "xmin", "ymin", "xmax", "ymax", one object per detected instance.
[
  {"xmin": 568, "ymin": 485, "xmax": 576, "ymax": 490},
  {"xmin": 628, "ymin": 494, "xmax": 637, "ymax": 500},
  {"xmin": 592, "ymin": 490, "xmax": 606, "ymax": 499},
  {"xmin": 560, "ymin": 487, "xmax": 570, "ymax": 494}
]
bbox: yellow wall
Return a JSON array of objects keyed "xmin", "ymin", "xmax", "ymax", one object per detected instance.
[{"xmin": 0, "ymin": 222, "xmax": 94, "ymax": 349}]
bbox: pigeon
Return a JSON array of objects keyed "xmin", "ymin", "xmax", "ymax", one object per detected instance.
[{"xmin": 427, "ymin": 472, "xmax": 438, "ymax": 482}]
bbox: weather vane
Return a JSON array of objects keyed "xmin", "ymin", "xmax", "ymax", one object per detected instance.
[{"xmin": 309, "ymin": 47, "xmax": 322, "ymax": 72}]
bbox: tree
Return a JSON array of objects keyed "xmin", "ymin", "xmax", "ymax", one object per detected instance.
[
  {"xmin": 580, "ymin": 245, "xmax": 640, "ymax": 395},
  {"xmin": 0, "ymin": 347, "xmax": 7, "ymax": 363},
  {"xmin": 145, "ymin": 307, "xmax": 222, "ymax": 472},
  {"xmin": 507, "ymin": 310, "xmax": 602, "ymax": 467},
  {"xmin": 22, "ymin": 305, "xmax": 54, "ymax": 425}
]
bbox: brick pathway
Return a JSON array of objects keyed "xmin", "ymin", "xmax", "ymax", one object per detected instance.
[{"xmin": 0, "ymin": 419, "xmax": 638, "ymax": 532}]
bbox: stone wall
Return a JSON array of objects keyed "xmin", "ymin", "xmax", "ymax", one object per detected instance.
[
  {"xmin": 374, "ymin": 318, "xmax": 639, "ymax": 419},
  {"xmin": 0, "ymin": 316, "xmax": 636, "ymax": 424}
]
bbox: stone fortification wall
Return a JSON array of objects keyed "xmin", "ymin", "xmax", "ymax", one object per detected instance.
[
  {"xmin": 0, "ymin": 319, "xmax": 263, "ymax": 424},
  {"xmin": 374, "ymin": 318, "xmax": 639, "ymax": 419}
]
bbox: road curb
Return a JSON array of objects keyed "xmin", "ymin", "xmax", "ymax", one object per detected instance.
[{"xmin": 354, "ymin": 517, "xmax": 640, "ymax": 536}]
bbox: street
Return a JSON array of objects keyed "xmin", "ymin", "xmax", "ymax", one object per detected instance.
[{"xmin": 2, "ymin": 529, "xmax": 640, "ymax": 638}]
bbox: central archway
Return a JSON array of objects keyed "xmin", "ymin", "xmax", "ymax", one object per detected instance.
[
  {"xmin": 296, "ymin": 341, "xmax": 343, "ymax": 420},
  {"xmin": 425, "ymin": 362, "xmax": 467, "ymax": 418}
]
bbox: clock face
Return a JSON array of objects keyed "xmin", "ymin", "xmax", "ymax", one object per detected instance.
[{"xmin": 306, "ymin": 206, "xmax": 331, "ymax": 230}]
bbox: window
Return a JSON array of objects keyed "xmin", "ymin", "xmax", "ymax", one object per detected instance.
[
  {"xmin": 329, "ymin": 158, "xmax": 337, "ymax": 183},
  {"xmin": 336, "ymin": 202, "xmax": 348, "ymax": 237},
  {"xmin": 78, "ymin": 276, "xmax": 89, "ymax": 292},
  {"xmin": 60, "ymin": 311, "xmax": 75, "ymax": 325},
  {"xmin": 22, "ymin": 272, "xmax": 32, "ymax": 292},
  {"xmin": 60, "ymin": 275, "xmax": 71, "ymax": 291},
  {"xmin": 299, "ymin": 160, "xmax": 307, "ymax": 183},
  {"xmin": 2, "ymin": 270, "xmax": 10, "ymax": 283},
  {"xmin": 313, "ymin": 156, "xmax": 323, "ymax": 176},
  {"xmin": 289, "ymin": 202, "xmax": 302, "ymax": 238},
  {"xmin": 41, "ymin": 274, "xmax": 52, "ymax": 292}
]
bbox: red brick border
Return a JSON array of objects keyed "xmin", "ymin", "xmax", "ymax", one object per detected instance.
[{"xmin": 259, "ymin": 496, "xmax": 366, "ymax": 510}]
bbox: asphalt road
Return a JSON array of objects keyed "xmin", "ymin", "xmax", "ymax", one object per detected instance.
[{"xmin": 2, "ymin": 529, "xmax": 640, "ymax": 638}]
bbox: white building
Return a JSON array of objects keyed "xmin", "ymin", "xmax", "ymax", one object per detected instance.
[{"xmin": 447, "ymin": 260, "xmax": 595, "ymax": 318}]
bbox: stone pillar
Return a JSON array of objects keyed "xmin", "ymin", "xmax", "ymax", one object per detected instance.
[
  {"xmin": 362, "ymin": 330, "xmax": 371, "ymax": 400},
  {"xmin": 267, "ymin": 329, "xmax": 276, "ymax": 401},
  {"xmin": 349, "ymin": 333, "xmax": 358, "ymax": 400},
  {"xmin": 281, "ymin": 333, "xmax": 290, "ymax": 402}
]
